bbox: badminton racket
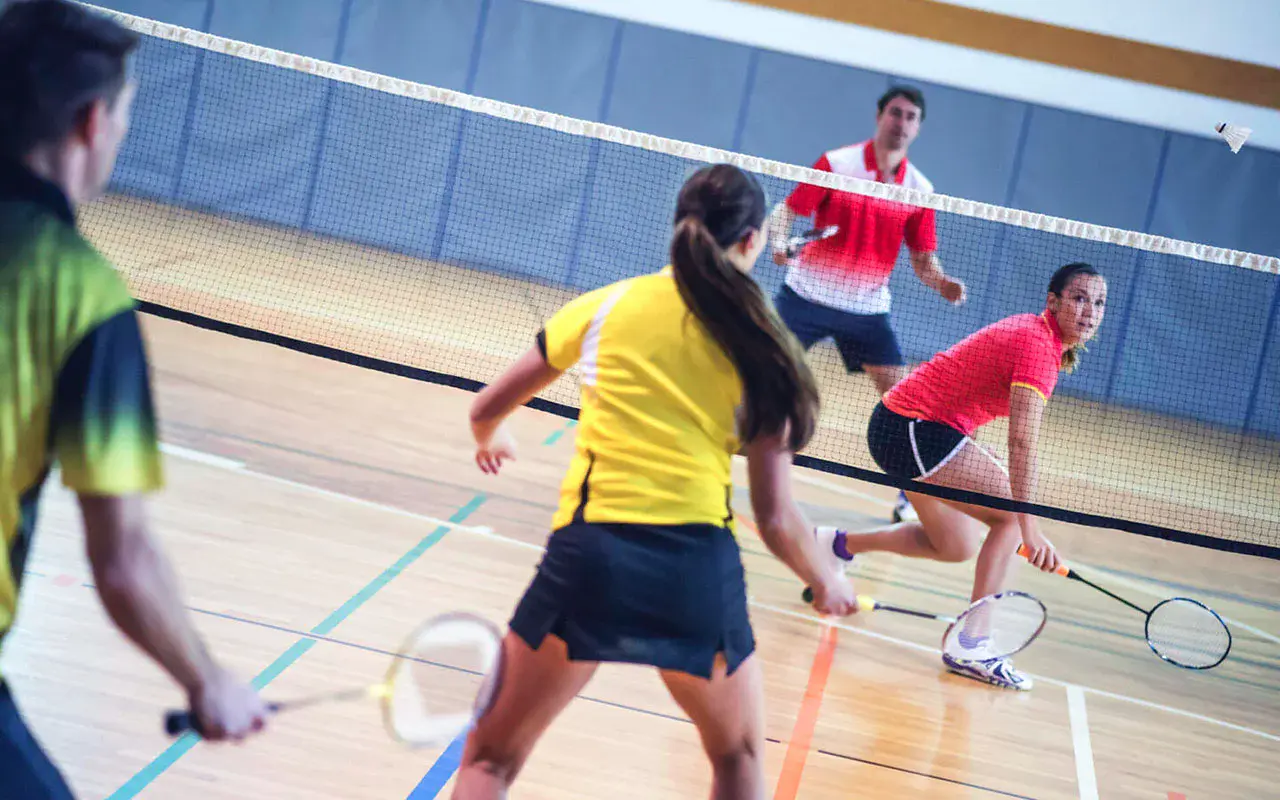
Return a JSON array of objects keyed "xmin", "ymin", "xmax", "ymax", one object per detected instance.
[
  {"xmin": 1016, "ymin": 544, "xmax": 1231, "ymax": 669},
  {"xmin": 784, "ymin": 225, "xmax": 838, "ymax": 258},
  {"xmin": 164, "ymin": 611, "xmax": 505, "ymax": 745},
  {"xmin": 802, "ymin": 588, "xmax": 1047, "ymax": 660}
]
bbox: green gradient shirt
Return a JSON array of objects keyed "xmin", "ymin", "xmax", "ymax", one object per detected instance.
[{"xmin": 0, "ymin": 162, "xmax": 163, "ymax": 654}]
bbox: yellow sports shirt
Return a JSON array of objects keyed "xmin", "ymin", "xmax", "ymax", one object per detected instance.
[
  {"xmin": 540, "ymin": 267, "xmax": 743, "ymax": 531},
  {"xmin": 0, "ymin": 162, "xmax": 164, "ymax": 661}
]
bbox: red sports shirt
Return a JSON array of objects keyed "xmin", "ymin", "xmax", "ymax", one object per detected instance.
[
  {"xmin": 784, "ymin": 140, "xmax": 937, "ymax": 314},
  {"xmin": 883, "ymin": 312, "xmax": 1065, "ymax": 436}
]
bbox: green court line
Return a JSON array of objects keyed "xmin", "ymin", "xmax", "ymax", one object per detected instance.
[
  {"xmin": 541, "ymin": 419, "xmax": 577, "ymax": 446},
  {"xmin": 106, "ymin": 492, "xmax": 488, "ymax": 799}
]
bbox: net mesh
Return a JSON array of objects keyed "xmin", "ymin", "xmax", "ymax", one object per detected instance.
[{"xmin": 77, "ymin": 5, "xmax": 1280, "ymax": 554}]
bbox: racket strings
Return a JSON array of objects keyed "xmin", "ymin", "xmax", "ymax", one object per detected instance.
[
  {"xmin": 1145, "ymin": 599, "xmax": 1231, "ymax": 669},
  {"xmin": 385, "ymin": 617, "xmax": 502, "ymax": 744},
  {"xmin": 943, "ymin": 592, "xmax": 1046, "ymax": 660}
]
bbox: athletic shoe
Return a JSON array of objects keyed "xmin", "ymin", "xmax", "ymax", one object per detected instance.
[
  {"xmin": 814, "ymin": 525, "xmax": 853, "ymax": 577},
  {"xmin": 942, "ymin": 651, "xmax": 1034, "ymax": 691},
  {"xmin": 892, "ymin": 491, "xmax": 918, "ymax": 523}
]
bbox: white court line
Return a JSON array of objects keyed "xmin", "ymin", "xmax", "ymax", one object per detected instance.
[
  {"xmin": 161, "ymin": 441, "xmax": 495, "ymax": 537},
  {"xmin": 160, "ymin": 442, "xmax": 246, "ymax": 471},
  {"xmin": 1066, "ymin": 685, "xmax": 1100, "ymax": 800},
  {"xmin": 747, "ymin": 600, "xmax": 936, "ymax": 656},
  {"xmin": 748, "ymin": 602, "xmax": 1280, "ymax": 744},
  {"xmin": 165, "ymin": 442, "xmax": 1280, "ymax": 744}
]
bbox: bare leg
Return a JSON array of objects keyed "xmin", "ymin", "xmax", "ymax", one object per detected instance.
[
  {"xmin": 661, "ymin": 654, "xmax": 766, "ymax": 800},
  {"xmin": 835, "ymin": 518, "xmax": 969, "ymax": 561},
  {"xmin": 863, "ymin": 364, "xmax": 908, "ymax": 396},
  {"xmin": 842, "ymin": 441, "xmax": 1019, "ymax": 599},
  {"xmin": 924, "ymin": 443, "xmax": 1020, "ymax": 602},
  {"xmin": 452, "ymin": 633, "xmax": 598, "ymax": 799}
]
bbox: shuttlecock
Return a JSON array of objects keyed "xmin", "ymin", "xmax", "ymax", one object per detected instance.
[{"xmin": 1215, "ymin": 122, "xmax": 1251, "ymax": 154}]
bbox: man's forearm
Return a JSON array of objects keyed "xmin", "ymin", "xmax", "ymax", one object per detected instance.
[
  {"xmin": 768, "ymin": 203, "xmax": 797, "ymax": 252},
  {"xmin": 910, "ymin": 250, "xmax": 947, "ymax": 291},
  {"xmin": 83, "ymin": 496, "xmax": 217, "ymax": 695}
]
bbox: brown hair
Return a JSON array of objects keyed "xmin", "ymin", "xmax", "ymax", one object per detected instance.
[{"xmin": 670, "ymin": 164, "xmax": 820, "ymax": 452}]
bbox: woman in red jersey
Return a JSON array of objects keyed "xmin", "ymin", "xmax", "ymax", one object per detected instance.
[{"xmin": 816, "ymin": 262, "xmax": 1106, "ymax": 690}]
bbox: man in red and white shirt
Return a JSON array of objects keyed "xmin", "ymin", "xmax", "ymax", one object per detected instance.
[{"xmin": 768, "ymin": 86, "xmax": 965, "ymax": 521}]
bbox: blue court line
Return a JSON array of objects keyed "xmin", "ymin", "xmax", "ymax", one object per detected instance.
[
  {"xmin": 407, "ymin": 733, "xmax": 469, "ymax": 799},
  {"xmin": 106, "ymin": 492, "xmax": 488, "ymax": 799},
  {"xmin": 541, "ymin": 419, "xmax": 577, "ymax": 447}
]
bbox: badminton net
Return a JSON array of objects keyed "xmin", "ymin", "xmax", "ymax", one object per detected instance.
[{"xmin": 75, "ymin": 5, "xmax": 1280, "ymax": 557}]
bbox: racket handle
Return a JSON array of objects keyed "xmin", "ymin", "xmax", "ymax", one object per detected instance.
[
  {"xmin": 1016, "ymin": 543, "xmax": 1070, "ymax": 577},
  {"xmin": 165, "ymin": 703, "xmax": 281, "ymax": 737},
  {"xmin": 165, "ymin": 710, "xmax": 200, "ymax": 737}
]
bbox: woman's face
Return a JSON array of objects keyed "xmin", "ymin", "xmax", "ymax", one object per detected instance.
[{"xmin": 1049, "ymin": 273, "xmax": 1107, "ymax": 347}]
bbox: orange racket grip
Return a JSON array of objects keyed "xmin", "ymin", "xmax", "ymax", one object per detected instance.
[{"xmin": 1016, "ymin": 543, "xmax": 1070, "ymax": 577}]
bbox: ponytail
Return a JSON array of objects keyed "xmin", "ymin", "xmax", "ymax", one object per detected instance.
[
  {"xmin": 670, "ymin": 215, "xmax": 820, "ymax": 452},
  {"xmin": 1061, "ymin": 345, "xmax": 1084, "ymax": 373}
]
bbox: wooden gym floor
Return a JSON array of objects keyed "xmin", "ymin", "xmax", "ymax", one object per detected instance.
[{"xmin": 0, "ymin": 195, "xmax": 1277, "ymax": 799}]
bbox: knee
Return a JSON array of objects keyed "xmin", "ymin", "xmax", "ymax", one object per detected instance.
[
  {"xmin": 936, "ymin": 536, "xmax": 981, "ymax": 563},
  {"xmin": 708, "ymin": 735, "xmax": 761, "ymax": 773}
]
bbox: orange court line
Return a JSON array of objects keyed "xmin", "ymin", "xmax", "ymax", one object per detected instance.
[{"xmin": 774, "ymin": 622, "xmax": 839, "ymax": 800}]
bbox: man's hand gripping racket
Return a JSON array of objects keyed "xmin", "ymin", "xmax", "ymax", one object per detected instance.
[{"xmin": 164, "ymin": 612, "xmax": 506, "ymax": 745}]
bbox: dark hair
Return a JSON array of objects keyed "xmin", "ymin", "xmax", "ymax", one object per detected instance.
[
  {"xmin": 877, "ymin": 85, "xmax": 926, "ymax": 120},
  {"xmin": 1048, "ymin": 262, "xmax": 1103, "ymax": 372},
  {"xmin": 670, "ymin": 164, "xmax": 821, "ymax": 453},
  {"xmin": 0, "ymin": 0, "xmax": 139, "ymax": 159}
]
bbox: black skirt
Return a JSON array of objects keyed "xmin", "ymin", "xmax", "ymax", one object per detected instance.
[{"xmin": 509, "ymin": 521, "xmax": 756, "ymax": 679}]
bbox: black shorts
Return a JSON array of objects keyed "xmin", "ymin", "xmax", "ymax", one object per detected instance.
[
  {"xmin": 774, "ymin": 284, "xmax": 906, "ymax": 372},
  {"xmin": 867, "ymin": 401, "xmax": 970, "ymax": 480},
  {"xmin": 509, "ymin": 522, "xmax": 755, "ymax": 679},
  {"xmin": 0, "ymin": 683, "xmax": 75, "ymax": 800}
]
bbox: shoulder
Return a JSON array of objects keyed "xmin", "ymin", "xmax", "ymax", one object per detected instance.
[
  {"xmin": 823, "ymin": 141, "xmax": 872, "ymax": 176},
  {"xmin": 57, "ymin": 230, "xmax": 135, "ymax": 321},
  {"xmin": 16, "ymin": 214, "xmax": 136, "ymax": 335},
  {"xmin": 902, "ymin": 161, "xmax": 934, "ymax": 194}
]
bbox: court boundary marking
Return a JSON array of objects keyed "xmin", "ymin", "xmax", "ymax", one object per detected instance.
[
  {"xmin": 23, "ymin": 569, "xmax": 1034, "ymax": 798},
  {"xmin": 104, "ymin": 477, "xmax": 489, "ymax": 799},
  {"xmin": 1066, "ymin": 685, "xmax": 1100, "ymax": 800},
  {"xmin": 157, "ymin": 443, "xmax": 1280, "ymax": 746}
]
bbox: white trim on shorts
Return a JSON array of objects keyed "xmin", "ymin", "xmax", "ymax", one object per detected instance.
[
  {"xmin": 907, "ymin": 420, "xmax": 972, "ymax": 480},
  {"xmin": 972, "ymin": 441, "xmax": 1010, "ymax": 479}
]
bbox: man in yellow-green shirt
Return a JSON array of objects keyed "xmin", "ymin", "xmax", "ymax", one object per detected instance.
[{"xmin": 0, "ymin": 3, "xmax": 266, "ymax": 795}]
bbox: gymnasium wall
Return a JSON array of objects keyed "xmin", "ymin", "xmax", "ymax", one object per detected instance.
[{"xmin": 87, "ymin": 0, "xmax": 1280, "ymax": 437}]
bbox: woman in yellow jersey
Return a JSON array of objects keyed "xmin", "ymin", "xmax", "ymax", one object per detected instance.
[{"xmin": 454, "ymin": 164, "xmax": 858, "ymax": 798}]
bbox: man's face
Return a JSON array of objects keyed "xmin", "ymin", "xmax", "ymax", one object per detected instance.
[
  {"xmin": 875, "ymin": 95, "xmax": 922, "ymax": 152},
  {"xmin": 85, "ymin": 81, "xmax": 136, "ymax": 200}
]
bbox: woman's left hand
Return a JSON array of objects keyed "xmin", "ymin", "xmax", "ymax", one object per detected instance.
[{"xmin": 476, "ymin": 425, "xmax": 517, "ymax": 475}]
